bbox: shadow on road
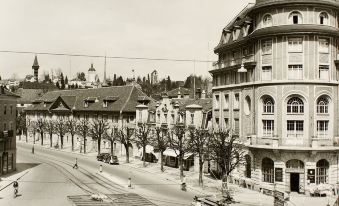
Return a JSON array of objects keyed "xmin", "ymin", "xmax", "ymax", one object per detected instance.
[{"xmin": 1, "ymin": 163, "xmax": 40, "ymax": 179}]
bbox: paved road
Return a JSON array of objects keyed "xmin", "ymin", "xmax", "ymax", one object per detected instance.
[{"xmin": 15, "ymin": 142, "xmax": 199, "ymax": 205}]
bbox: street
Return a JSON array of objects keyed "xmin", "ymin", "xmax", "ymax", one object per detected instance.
[{"xmin": 0, "ymin": 142, "xmax": 199, "ymax": 206}]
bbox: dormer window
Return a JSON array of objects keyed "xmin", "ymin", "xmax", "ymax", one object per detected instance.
[
  {"xmin": 289, "ymin": 11, "xmax": 302, "ymax": 24},
  {"xmin": 319, "ymin": 12, "xmax": 329, "ymax": 25},
  {"xmin": 84, "ymin": 101, "xmax": 88, "ymax": 108},
  {"xmin": 103, "ymin": 101, "xmax": 108, "ymax": 108},
  {"xmin": 263, "ymin": 14, "xmax": 272, "ymax": 27}
]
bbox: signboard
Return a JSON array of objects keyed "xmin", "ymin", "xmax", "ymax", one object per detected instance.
[
  {"xmin": 307, "ymin": 169, "xmax": 315, "ymax": 183},
  {"xmin": 275, "ymin": 168, "xmax": 283, "ymax": 182},
  {"xmin": 274, "ymin": 190, "xmax": 284, "ymax": 206}
]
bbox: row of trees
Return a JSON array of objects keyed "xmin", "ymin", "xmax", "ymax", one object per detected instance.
[{"xmin": 25, "ymin": 118, "xmax": 244, "ymax": 194}]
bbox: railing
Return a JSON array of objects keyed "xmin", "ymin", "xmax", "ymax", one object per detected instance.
[{"xmin": 212, "ymin": 54, "xmax": 255, "ymax": 70}]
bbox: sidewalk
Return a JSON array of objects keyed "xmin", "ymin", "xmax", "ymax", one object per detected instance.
[{"xmin": 17, "ymin": 136, "xmax": 338, "ymax": 206}]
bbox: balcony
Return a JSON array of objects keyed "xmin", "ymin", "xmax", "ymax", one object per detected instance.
[{"xmin": 212, "ymin": 55, "xmax": 256, "ymax": 71}]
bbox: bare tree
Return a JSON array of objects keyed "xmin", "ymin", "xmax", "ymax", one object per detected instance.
[
  {"xmin": 66, "ymin": 118, "xmax": 77, "ymax": 151},
  {"xmin": 134, "ymin": 123, "xmax": 151, "ymax": 167},
  {"xmin": 103, "ymin": 126, "xmax": 119, "ymax": 156},
  {"xmin": 16, "ymin": 113, "xmax": 27, "ymax": 141},
  {"xmin": 77, "ymin": 119, "xmax": 89, "ymax": 154},
  {"xmin": 188, "ymin": 127, "xmax": 210, "ymax": 186},
  {"xmin": 28, "ymin": 121, "xmax": 38, "ymax": 144},
  {"xmin": 117, "ymin": 126, "xmax": 134, "ymax": 163},
  {"xmin": 152, "ymin": 126, "xmax": 169, "ymax": 172},
  {"xmin": 55, "ymin": 118, "xmax": 67, "ymax": 149},
  {"xmin": 168, "ymin": 123, "xmax": 190, "ymax": 180},
  {"xmin": 209, "ymin": 129, "xmax": 246, "ymax": 202},
  {"xmin": 45, "ymin": 120, "xmax": 55, "ymax": 148},
  {"xmin": 36, "ymin": 118, "xmax": 45, "ymax": 146},
  {"xmin": 89, "ymin": 118, "xmax": 109, "ymax": 155}
]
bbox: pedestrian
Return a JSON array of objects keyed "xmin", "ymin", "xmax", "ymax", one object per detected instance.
[
  {"xmin": 13, "ymin": 180, "xmax": 19, "ymax": 198},
  {"xmin": 73, "ymin": 158, "xmax": 78, "ymax": 169}
]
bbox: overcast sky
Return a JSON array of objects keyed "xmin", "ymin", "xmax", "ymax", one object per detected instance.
[{"xmin": 0, "ymin": 0, "xmax": 254, "ymax": 81}]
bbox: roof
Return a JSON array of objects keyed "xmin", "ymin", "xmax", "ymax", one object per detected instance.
[
  {"xmin": 16, "ymin": 88, "xmax": 45, "ymax": 104},
  {"xmin": 25, "ymin": 85, "xmax": 152, "ymax": 113},
  {"xmin": 32, "ymin": 55, "xmax": 39, "ymax": 67},
  {"xmin": 67, "ymin": 193, "xmax": 156, "ymax": 206},
  {"xmin": 20, "ymin": 82, "xmax": 58, "ymax": 90},
  {"xmin": 167, "ymin": 87, "xmax": 194, "ymax": 98},
  {"xmin": 0, "ymin": 88, "xmax": 20, "ymax": 98},
  {"xmin": 88, "ymin": 63, "xmax": 96, "ymax": 72},
  {"xmin": 172, "ymin": 98, "xmax": 212, "ymax": 112}
]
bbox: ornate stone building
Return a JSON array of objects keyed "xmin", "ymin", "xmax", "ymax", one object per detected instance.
[{"xmin": 210, "ymin": 0, "xmax": 339, "ymax": 193}]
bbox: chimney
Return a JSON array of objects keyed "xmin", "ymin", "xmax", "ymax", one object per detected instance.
[
  {"xmin": 201, "ymin": 90, "xmax": 206, "ymax": 99},
  {"xmin": 177, "ymin": 90, "xmax": 181, "ymax": 99}
]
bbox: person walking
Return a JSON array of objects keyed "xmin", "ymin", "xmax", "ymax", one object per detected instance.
[
  {"xmin": 73, "ymin": 158, "xmax": 78, "ymax": 169},
  {"xmin": 13, "ymin": 180, "xmax": 19, "ymax": 198}
]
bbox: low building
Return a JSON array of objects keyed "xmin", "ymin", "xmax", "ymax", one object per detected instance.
[
  {"xmin": 0, "ymin": 86, "xmax": 19, "ymax": 175},
  {"xmin": 25, "ymin": 85, "xmax": 152, "ymax": 157},
  {"xmin": 136, "ymin": 90, "xmax": 212, "ymax": 171}
]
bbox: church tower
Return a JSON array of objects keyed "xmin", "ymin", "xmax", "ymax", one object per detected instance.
[{"xmin": 32, "ymin": 55, "xmax": 39, "ymax": 82}]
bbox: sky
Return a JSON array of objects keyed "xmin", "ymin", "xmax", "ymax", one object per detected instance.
[{"xmin": 0, "ymin": 0, "xmax": 254, "ymax": 81}]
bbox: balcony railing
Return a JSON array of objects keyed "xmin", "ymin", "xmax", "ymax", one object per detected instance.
[{"xmin": 212, "ymin": 54, "xmax": 255, "ymax": 70}]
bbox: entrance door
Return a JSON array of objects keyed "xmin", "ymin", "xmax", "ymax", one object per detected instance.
[{"xmin": 290, "ymin": 173, "xmax": 300, "ymax": 193}]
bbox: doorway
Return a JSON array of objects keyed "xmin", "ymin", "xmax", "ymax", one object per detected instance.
[{"xmin": 290, "ymin": 173, "xmax": 300, "ymax": 193}]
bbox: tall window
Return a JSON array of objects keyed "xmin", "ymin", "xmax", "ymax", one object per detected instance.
[
  {"xmin": 263, "ymin": 14, "xmax": 273, "ymax": 27},
  {"xmin": 4, "ymin": 105, "xmax": 6, "ymax": 115},
  {"xmin": 317, "ymin": 97, "xmax": 329, "ymax": 114},
  {"xmin": 319, "ymin": 38, "xmax": 329, "ymax": 53},
  {"xmin": 263, "ymin": 120, "xmax": 274, "ymax": 137},
  {"xmin": 287, "ymin": 120, "xmax": 304, "ymax": 137},
  {"xmin": 262, "ymin": 66, "xmax": 272, "ymax": 81},
  {"xmin": 316, "ymin": 159, "xmax": 329, "ymax": 184},
  {"xmin": 215, "ymin": 95, "xmax": 220, "ymax": 108},
  {"xmin": 224, "ymin": 118, "xmax": 229, "ymax": 128},
  {"xmin": 224, "ymin": 94, "xmax": 229, "ymax": 109},
  {"xmin": 288, "ymin": 65, "xmax": 303, "ymax": 80},
  {"xmin": 289, "ymin": 11, "xmax": 302, "ymax": 24},
  {"xmin": 263, "ymin": 97, "xmax": 274, "ymax": 113},
  {"xmin": 234, "ymin": 93, "xmax": 240, "ymax": 110},
  {"xmin": 319, "ymin": 65, "xmax": 329, "ymax": 80},
  {"xmin": 287, "ymin": 97, "xmax": 304, "ymax": 114},
  {"xmin": 262, "ymin": 40, "xmax": 272, "ymax": 55},
  {"xmin": 262, "ymin": 158, "xmax": 274, "ymax": 183},
  {"xmin": 245, "ymin": 155, "xmax": 251, "ymax": 178},
  {"xmin": 288, "ymin": 38, "xmax": 303, "ymax": 52},
  {"xmin": 317, "ymin": 121, "xmax": 329, "ymax": 139},
  {"xmin": 234, "ymin": 118, "xmax": 239, "ymax": 134},
  {"xmin": 319, "ymin": 12, "xmax": 329, "ymax": 25},
  {"xmin": 190, "ymin": 113, "xmax": 194, "ymax": 125}
]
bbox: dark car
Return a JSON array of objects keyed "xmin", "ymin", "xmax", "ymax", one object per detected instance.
[
  {"xmin": 109, "ymin": 156, "xmax": 119, "ymax": 165},
  {"xmin": 97, "ymin": 153, "xmax": 110, "ymax": 162}
]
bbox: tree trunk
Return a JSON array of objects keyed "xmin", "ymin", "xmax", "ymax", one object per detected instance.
[
  {"xmin": 143, "ymin": 145, "xmax": 146, "ymax": 167},
  {"xmin": 40, "ymin": 132, "xmax": 44, "ymax": 145},
  {"xmin": 33, "ymin": 132, "xmax": 36, "ymax": 144},
  {"xmin": 60, "ymin": 135, "xmax": 63, "ymax": 149},
  {"xmin": 25, "ymin": 132, "xmax": 28, "ymax": 142},
  {"xmin": 71, "ymin": 135, "xmax": 74, "ymax": 151},
  {"xmin": 97, "ymin": 137, "xmax": 101, "ymax": 155},
  {"xmin": 160, "ymin": 151, "xmax": 164, "ymax": 172},
  {"xmin": 179, "ymin": 152, "xmax": 184, "ymax": 180},
  {"xmin": 83, "ymin": 137, "xmax": 86, "ymax": 154},
  {"xmin": 50, "ymin": 134, "xmax": 53, "ymax": 147},
  {"xmin": 125, "ymin": 144, "xmax": 129, "ymax": 163},
  {"xmin": 199, "ymin": 158, "xmax": 203, "ymax": 186},
  {"xmin": 110, "ymin": 140, "xmax": 114, "ymax": 156}
]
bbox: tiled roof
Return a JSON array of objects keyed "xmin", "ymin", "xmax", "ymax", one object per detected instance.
[
  {"xmin": 16, "ymin": 88, "xmax": 45, "ymax": 104},
  {"xmin": 167, "ymin": 87, "xmax": 194, "ymax": 98},
  {"xmin": 25, "ymin": 85, "xmax": 151, "ymax": 113},
  {"xmin": 171, "ymin": 98, "xmax": 212, "ymax": 112},
  {"xmin": 20, "ymin": 82, "xmax": 58, "ymax": 90}
]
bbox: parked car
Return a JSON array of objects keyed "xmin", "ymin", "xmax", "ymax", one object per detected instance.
[
  {"xmin": 97, "ymin": 153, "xmax": 110, "ymax": 162},
  {"xmin": 109, "ymin": 156, "xmax": 119, "ymax": 165}
]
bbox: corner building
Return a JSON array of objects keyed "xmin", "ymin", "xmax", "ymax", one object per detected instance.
[{"xmin": 211, "ymin": 0, "xmax": 339, "ymax": 193}]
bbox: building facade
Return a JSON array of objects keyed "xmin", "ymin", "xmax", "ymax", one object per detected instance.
[
  {"xmin": 0, "ymin": 86, "xmax": 19, "ymax": 175},
  {"xmin": 136, "ymin": 91, "xmax": 212, "ymax": 171},
  {"xmin": 211, "ymin": 0, "xmax": 339, "ymax": 193},
  {"xmin": 25, "ymin": 85, "xmax": 152, "ymax": 157}
]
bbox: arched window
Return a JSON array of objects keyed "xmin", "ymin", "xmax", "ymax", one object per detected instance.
[
  {"xmin": 245, "ymin": 155, "xmax": 251, "ymax": 178},
  {"xmin": 262, "ymin": 157, "xmax": 274, "ymax": 183},
  {"xmin": 263, "ymin": 97, "xmax": 274, "ymax": 113},
  {"xmin": 286, "ymin": 159, "xmax": 304, "ymax": 169},
  {"xmin": 287, "ymin": 97, "xmax": 304, "ymax": 114},
  {"xmin": 317, "ymin": 97, "xmax": 329, "ymax": 114},
  {"xmin": 263, "ymin": 14, "xmax": 273, "ymax": 27},
  {"xmin": 319, "ymin": 12, "xmax": 329, "ymax": 25},
  {"xmin": 289, "ymin": 11, "xmax": 303, "ymax": 24},
  {"xmin": 316, "ymin": 159, "xmax": 329, "ymax": 184}
]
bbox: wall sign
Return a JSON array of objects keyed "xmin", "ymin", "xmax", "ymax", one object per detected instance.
[{"xmin": 307, "ymin": 169, "xmax": 315, "ymax": 183}]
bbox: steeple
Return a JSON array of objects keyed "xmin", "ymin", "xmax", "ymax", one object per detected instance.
[{"xmin": 32, "ymin": 55, "xmax": 40, "ymax": 82}]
